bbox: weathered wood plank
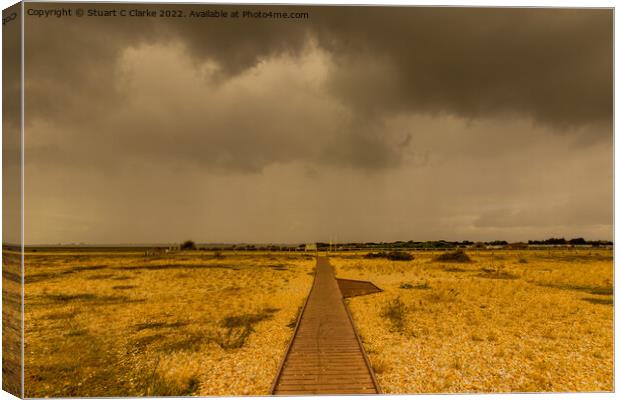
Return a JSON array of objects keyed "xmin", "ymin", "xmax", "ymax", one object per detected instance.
[{"xmin": 271, "ymin": 256, "xmax": 380, "ymax": 395}]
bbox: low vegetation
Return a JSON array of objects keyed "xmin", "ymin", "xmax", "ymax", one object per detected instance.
[
  {"xmin": 400, "ymin": 282, "xmax": 430, "ymax": 290},
  {"xmin": 180, "ymin": 240, "xmax": 197, "ymax": 250},
  {"xmin": 23, "ymin": 250, "xmax": 314, "ymax": 397},
  {"xmin": 333, "ymin": 248, "xmax": 613, "ymax": 393},
  {"xmin": 434, "ymin": 249, "xmax": 472, "ymax": 262},
  {"xmin": 19, "ymin": 247, "xmax": 613, "ymax": 395},
  {"xmin": 365, "ymin": 251, "xmax": 414, "ymax": 261},
  {"xmin": 381, "ymin": 297, "xmax": 407, "ymax": 332},
  {"xmin": 2, "ymin": 250, "xmax": 22, "ymax": 397}
]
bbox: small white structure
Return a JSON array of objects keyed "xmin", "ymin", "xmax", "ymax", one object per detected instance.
[{"xmin": 304, "ymin": 243, "xmax": 317, "ymax": 252}]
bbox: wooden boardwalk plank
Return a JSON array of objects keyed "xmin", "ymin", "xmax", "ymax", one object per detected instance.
[{"xmin": 271, "ymin": 256, "xmax": 380, "ymax": 395}]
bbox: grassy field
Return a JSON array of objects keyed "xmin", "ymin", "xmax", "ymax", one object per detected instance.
[
  {"xmin": 332, "ymin": 249, "xmax": 614, "ymax": 393},
  {"xmin": 2, "ymin": 249, "xmax": 22, "ymax": 397},
  {"xmin": 19, "ymin": 248, "xmax": 614, "ymax": 395},
  {"xmin": 23, "ymin": 250, "xmax": 314, "ymax": 397}
]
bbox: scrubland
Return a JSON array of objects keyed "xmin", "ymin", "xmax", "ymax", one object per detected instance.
[
  {"xmin": 23, "ymin": 250, "xmax": 314, "ymax": 397},
  {"xmin": 19, "ymin": 247, "xmax": 614, "ymax": 396},
  {"xmin": 332, "ymin": 249, "xmax": 613, "ymax": 393},
  {"xmin": 2, "ymin": 249, "xmax": 22, "ymax": 396}
]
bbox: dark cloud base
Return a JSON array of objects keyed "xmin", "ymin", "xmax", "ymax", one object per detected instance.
[{"xmin": 17, "ymin": 4, "xmax": 613, "ymax": 244}]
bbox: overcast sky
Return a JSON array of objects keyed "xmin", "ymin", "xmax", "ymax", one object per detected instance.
[{"xmin": 16, "ymin": 5, "xmax": 612, "ymax": 244}]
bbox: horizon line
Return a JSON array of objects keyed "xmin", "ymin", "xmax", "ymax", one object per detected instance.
[{"xmin": 3, "ymin": 238, "xmax": 614, "ymax": 248}]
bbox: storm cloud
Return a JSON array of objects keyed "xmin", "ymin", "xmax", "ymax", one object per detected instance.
[{"xmin": 18, "ymin": 4, "xmax": 613, "ymax": 244}]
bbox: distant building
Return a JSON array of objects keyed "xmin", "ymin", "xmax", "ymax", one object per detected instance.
[{"xmin": 305, "ymin": 243, "xmax": 317, "ymax": 252}]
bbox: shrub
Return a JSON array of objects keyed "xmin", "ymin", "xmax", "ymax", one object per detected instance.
[
  {"xmin": 387, "ymin": 251, "xmax": 414, "ymax": 261},
  {"xmin": 400, "ymin": 282, "xmax": 430, "ymax": 290},
  {"xmin": 180, "ymin": 240, "xmax": 197, "ymax": 250},
  {"xmin": 381, "ymin": 297, "xmax": 407, "ymax": 332},
  {"xmin": 365, "ymin": 251, "xmax": 414, "ymax": 261},
  {"xmin": 371, "ymin": 357, "xmax": 389, "ymax": 374},
  {"xmin": 434, "ymin": 249, "xmax": 471, "ymax": 262},
  {"xmin": 141, "ymin": 369, "xmax": 200, "ymax": 396},
  {"xmin": 365, "ymin": 251, "xmax": 388, "ymax": 259}
]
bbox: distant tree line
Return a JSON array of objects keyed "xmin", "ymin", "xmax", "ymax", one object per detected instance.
[
  {"xmin": 317, "ymin": 240, "xmax": 499, "ymax": 249},
  {"xmin": 317, "ymin": 238, "xmax": 612, "ymax": 249},
  {"xmin": 178, "ymin": 237, "xmax": 612, "ymax": 252},
  {"xmin": 527, "ymin": 237, "xmax": 612, "ymax": 246}
]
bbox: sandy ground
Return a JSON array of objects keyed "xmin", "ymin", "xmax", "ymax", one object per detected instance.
[
  {"xmin": 19, "ymin": 248, "xmax": 614, "ymax": 395},
  {"xmin": 2, "ymin": 250, "xmax": 22, "ymax": 397},
  {"xmin": 332, "ymin": 249, "xmax": 613, "ymax": 393},
  {"xmin": 24, "ymin": 250, "xmax": 313, "ymax": 397}
]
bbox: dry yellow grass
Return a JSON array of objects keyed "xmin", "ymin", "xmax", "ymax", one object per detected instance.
[
  {"xmin": 332, "ymin": 249, "xmax": 613, "ymax": 393},
  {"xmin": 2, "ymin": 249, "xmax": 22, "ymax": 397},
  {"xmin": 24, "ymin": 250, "xmax": 314, "ymax": 397},
  {"xmin": 19, "ymin": 247, "xmax": 615, "ymax": 395}
]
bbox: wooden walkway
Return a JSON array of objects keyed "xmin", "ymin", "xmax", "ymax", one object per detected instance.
[{"xmin": 271, "ymin": 256, "xmax": 381, "ymax": 395}]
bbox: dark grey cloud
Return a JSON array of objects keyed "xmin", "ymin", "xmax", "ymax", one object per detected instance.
[
  {"xmin": 314, "ymin": 7, "xmax": 612, "ymax": 130},
  {"xmin": 24, "ymin": 4, "xmax": 309, "ymax": 127},
  {"xmin": 17, "ymin": 4, "xmax": 613, "ymax": 244},
  {"xmin": 23, "ymin": 5, "xmax": 612, "ymax": 173},
  {"xmin": 3, "ymin": 3, "xmax": 22, "ymax": 245}
]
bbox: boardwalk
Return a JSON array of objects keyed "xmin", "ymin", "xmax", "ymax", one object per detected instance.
[{"xmin": 271, "ymin": 256, "xmax": 380, "ymax": 395}]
